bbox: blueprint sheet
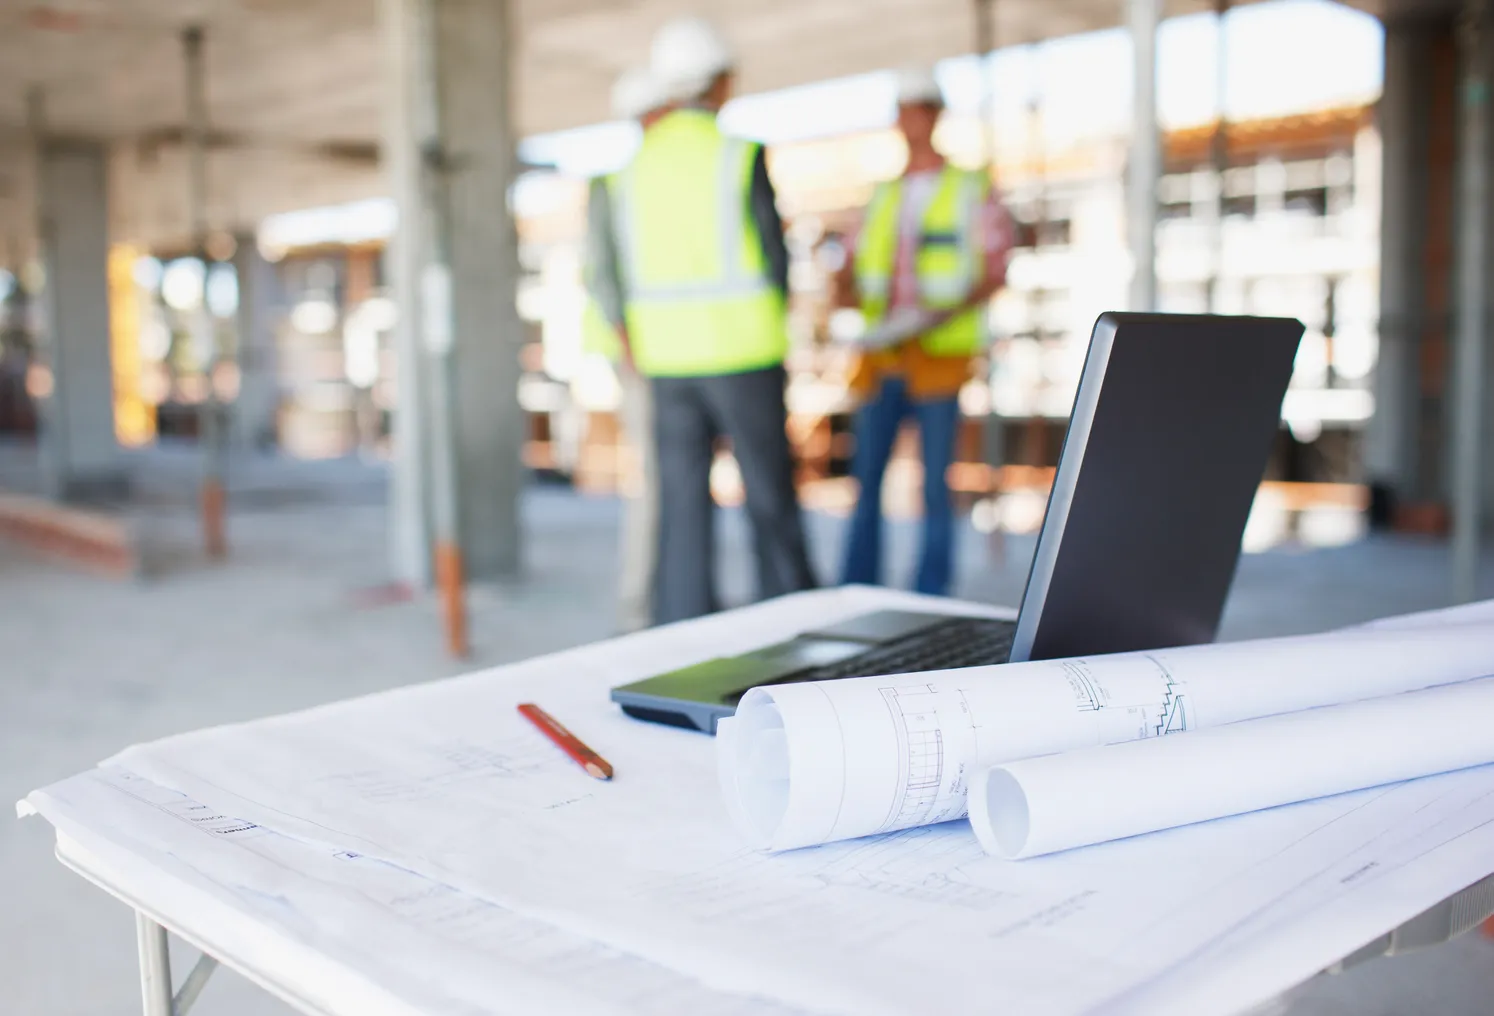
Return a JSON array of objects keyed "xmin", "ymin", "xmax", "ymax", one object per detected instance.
[
  {"xmin": 26, "ymin": 767, "xmax": 807, "ymax": 1016},
  {"xmin": 972, "ymin": 677, "xmax": 1494, "ymax": 857},
  {"xmin": 25, "ymin": 589, "xmax": 1494, "ymax": 1016},
  {"xmin": 720, "ymin": 620, "xmax": 1494, "ymax": 851}
]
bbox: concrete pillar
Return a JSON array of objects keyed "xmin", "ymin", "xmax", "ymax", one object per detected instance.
[
  {"xmin": 1206, "ymin": 0, "xmax": 1230, "ymax": 312},
  {"xmin": 33, "ymin": 136, "xmax": 126, "ymax": 501},
  {"xmin": 183, "ymin": 25, "xmax": 227, "ymax": 558},
  {"xmin": 381, "ymin": 0, "xmax": 431, "ymax": 585},
  {"xmin": 1127, "ymin": 0, "xmax": 1161, "ymax": 311},
  {"xmin": 1366, "ymin": 18, "xmax": 1432, "ymax": 508},
  {"xmin": 974, "ymin": 0, "xmax": 1006, "ymax": 491},
  {"xmin": 381, "ymin": 0, "xmax": 525, "ymax": 585},
  {"xmin": 1366, "ymin": 16, "xmax": 1460, "ymax": 531},
  {"xmin": 1451, "ymin": 0, "xmax": 1489, "ymax": 602},
  {"xmin": 233, "ymin": 234, "xmax": 280, "ymax": 450}
]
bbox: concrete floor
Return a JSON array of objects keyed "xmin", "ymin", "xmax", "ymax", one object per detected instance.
[{"xmin": 3, "ymin": 449, "xmax": 1493, "ymax": 1014}]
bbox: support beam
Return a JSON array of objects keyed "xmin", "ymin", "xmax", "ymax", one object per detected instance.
[
  {"xmin": 1451, "ymin": 0, "xmax": 1488, "ymax": 602},
  {"xmin": 381, "ymin": 0, "xmax": 433, "ymax": 586},
  {"xmin": 1367, "ymin": 17, "xmax": 1458, "ymax": 532},
  {"xmin": 973, "ymin": 0, "xmax": 1008, "ymax": 556},
  {"xmin": 974, "ymin": 0, "xmax": 1005, "ymax": 482},
  {"xmin": 183, "ymin": 25, "xmax": 228, "ymax": 557},
  {"xmin": 1206, "ymin": 0, "xmax": 1230, "ymax": 312},
  {"xmin": 31, "ymin": 91, "xmax": 127, "ymax": 502},
  {"xmin": 974, "ymin": 0, "xmax": 997, "ymax": 138},
  {"xmin": 382, "ymin": 0, "xmax": 525, "ymax": 634},
  {"xmin": 1127, "ymin": 0, "xmax": 1160, "ymax": 311},
  {"xmin": 232, "ymin": 232, "xmax": 280, "ymax": 450},
  {"xmin": 1365, "ymin": 23, "xmax": 1419, "ymax": 505}
]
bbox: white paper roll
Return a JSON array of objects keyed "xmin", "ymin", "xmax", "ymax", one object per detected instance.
[
  {"xmin": 716, "ymin": 621, "xmax": 1494, "ymax": 852},
  {"xmin": 715, "ymin": 707, "xmax": 791, "ymax": 851},
  {"xmin": 970, "ymin": 677, "xmax": 1494, "ymax": 859}
]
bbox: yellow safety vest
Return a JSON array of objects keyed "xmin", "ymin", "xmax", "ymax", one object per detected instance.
[
  {"xmin": 581, "ymin": 298, "xmax": 623, "ymax": 361},
  {"xmin": 853, "ymin": 166, "xmax": 989, "ymax": 357},
  {"xmin": 611, "ymin": 109, "xmax": 788, "ymax": 377}
]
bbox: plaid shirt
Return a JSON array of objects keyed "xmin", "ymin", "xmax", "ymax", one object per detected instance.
[{"xmin": 849, "ymin": 167, "xmax": 1015, "ymax": 401}]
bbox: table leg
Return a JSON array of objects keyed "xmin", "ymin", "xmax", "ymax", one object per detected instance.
[
  {"xmin": 175, "ymin": 953, "xmax": 220, "ymax": 1015},
  {"xmin": 136, "ymin": 911, "xmax": 174, "ymax": 1016}
]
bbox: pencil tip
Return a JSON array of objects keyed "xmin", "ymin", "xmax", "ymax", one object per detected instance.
[{"xmin": 586, "ymin": 763, "xmax": 612, "ymax": 780}]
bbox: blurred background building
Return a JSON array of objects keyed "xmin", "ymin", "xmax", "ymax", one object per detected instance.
[{"xmin": 0, "ymin": 0, "xmax": 1406, "ymax": 563}]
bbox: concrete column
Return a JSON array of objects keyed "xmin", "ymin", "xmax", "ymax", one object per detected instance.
[
  {"xmin": 381, "ymin": 0, "xmax": 432, "ymax": 585},
  {"xmin": 33, "ymin": 134, "xmax": 126, "ymax": 501},
  {"xmin": 1451, "ymin": 0, "xmax": 1489, "ymax": 602},
  {"xmin": 1366, "ymin": 16, "xmax": 1460, "ymax": 531},
  {"xmin": 1366, "ymin": 19, "xmax": 1431, "ymax": 504},
  {"xmin": 182, "ymin": 24, "xmax": 228, "ymax": 557},
  {"xmin": 381, "ymin": 0, "xmax": 525, "ymax": 585},
  {"xmin": 1206, "ymin": 0, "xmax": 1229, "ymax": 312},
  {"xmin": 232, "ymin": 234, "xmax": 280, "ymax": 450},
  {"xmin": 974, "ymin": 0, "xmax": 1006, "ymax": 491},
  {"xmin": 1127, "ymin": 0, "xmax": 1161, "ymax": 311}
]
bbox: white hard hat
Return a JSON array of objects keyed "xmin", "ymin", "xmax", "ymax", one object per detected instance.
[
  {"xmin": 895, "ymin": 65, "xmax": 945, "ymax": 107},
  {"xmin": 611, "ymin": 66, "xmax": 666, "ymax": 121},
  {"xmin": 650, "ymin": 15, "xmax": 735, "ymax": 102}
]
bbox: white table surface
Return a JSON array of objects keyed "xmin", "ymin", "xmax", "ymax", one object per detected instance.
[{"xmin": 23, "ymin": 587, "xmax": 1494, "ymax": 1016}]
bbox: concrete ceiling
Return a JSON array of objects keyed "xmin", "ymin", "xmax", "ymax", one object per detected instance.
[
  {"xmin": 0, "ymin": 0, "xmax": 1214, "ymax": 143},
  {"xmin": 0, "ymin": 0, "xmax": 1425, "ymax": 251}
]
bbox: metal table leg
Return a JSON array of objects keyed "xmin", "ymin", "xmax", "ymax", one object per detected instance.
[
  {"xmin": 137, "ymin": 912, "xmax": 173, "ymax": 1015},
  {"xmin": 135, "ymin": 909, "xmax": 222, "ymax": 1016},
  {"xmin": 175, "ymin": 952, "xmax": 220, "ymax": 1014}
]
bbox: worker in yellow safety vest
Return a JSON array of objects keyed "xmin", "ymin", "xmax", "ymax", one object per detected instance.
[
  {"xmin": 584, "ymin": 66, "xmax": 672, "ymax": 632},
  {"xmin": 834, "ymin": 66, "xmax": 1014, "ymax": 596},
  {"xmin": 590, "ymin": 16, "xmax": 818, "ymax": 624}
]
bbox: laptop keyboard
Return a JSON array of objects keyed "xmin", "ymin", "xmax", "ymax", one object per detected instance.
[{"xmin": 778, "ymin": 616, "xmax": 1017, "ymax": 685}]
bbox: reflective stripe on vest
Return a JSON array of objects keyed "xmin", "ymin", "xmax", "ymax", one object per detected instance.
[
  {"xmin": 611, "ymin": 109, "xmax": 788, "ymax": 377},
  {"xmin": 854, "ymin": 166, "xmax": 989, "ymax": 357}
]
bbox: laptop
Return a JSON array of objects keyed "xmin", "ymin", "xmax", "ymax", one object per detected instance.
[{"xmin": 611, "ymin": 312, "xmax": 1305, "ymax": 733}]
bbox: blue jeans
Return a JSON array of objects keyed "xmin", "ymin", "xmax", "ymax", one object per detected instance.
[{"xmin": 841, "ymin": 376, "xmax": 960, "ymax": 596}]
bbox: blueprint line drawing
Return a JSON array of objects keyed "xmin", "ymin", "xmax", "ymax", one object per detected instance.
[
  {"xmin": 726, "ymin": 619, "xmax": 1494, "ymax": 850},
  {"xmin": 1061, "ymin": 661, "xmax": 1106, "ymax": 711},
  {"xmin": 1148, "ymin": 657, "xmax": 1189, "ymax": 737},
  {"xmin": 879, "ymin": 686, "xmax": 949, "ymax": 832}
]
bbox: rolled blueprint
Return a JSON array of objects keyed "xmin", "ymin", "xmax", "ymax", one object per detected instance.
[
  {"xmin": 970, "ymin": 677, "xmax": 1494, "ymax": 858},
  {"xmin": 717, "ymin": 620, "xmax": 1494, "ymax": 851}
]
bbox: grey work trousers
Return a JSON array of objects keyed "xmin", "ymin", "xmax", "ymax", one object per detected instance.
[
  {"xmin": 651, "ymin": 365, "xmax": 818, "ymax": 624},
  {"xmin": 616, "ymin": 368, "xmax": 658, "ymax": 632}
]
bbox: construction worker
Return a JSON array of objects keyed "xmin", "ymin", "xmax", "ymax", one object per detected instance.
[
  {"xmin": 594, "ymin": 16, "xmax": 817, "ymax": 624},
  {"xmin": 836, "ymin": 66, "xmax": 1014, "ymax": 597},
  {"xmin": 584, "ymin": 66, "xmax": 671, "ymax": 632}
]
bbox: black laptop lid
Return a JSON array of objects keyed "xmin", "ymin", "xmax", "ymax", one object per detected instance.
[{"xmin": 1008, "ymin": 313, "xmax": 1304, "ymax": 663}]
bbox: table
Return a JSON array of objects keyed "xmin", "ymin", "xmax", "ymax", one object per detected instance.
[
  {"xmin": 23, "ymin": 587, "xmax": 1494, "ymax": 1016},
  {"xmin": 57, "ymin": 834, "xmax": 305, "ymax": 1016},
  {"xmin": 52, "ymin": 825, "xmax": 1494, "ymax": 1016}
]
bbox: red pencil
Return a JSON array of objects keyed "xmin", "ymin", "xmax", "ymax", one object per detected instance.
[{"xmin": 517, "ymin": 703, "xmax": 614, "ymax": 780}]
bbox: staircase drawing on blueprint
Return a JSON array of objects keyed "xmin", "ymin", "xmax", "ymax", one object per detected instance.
[{"xmin": 1059, "ymin": 657, "xmax": 1191, "ymax": 741}]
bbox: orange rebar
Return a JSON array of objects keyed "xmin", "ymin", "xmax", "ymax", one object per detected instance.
[
  {"xmin": 201, "ymin": 478, "xmax": 227, "ymax": 559},
  {"xmin": 434, "ymin": 540, "xmax": 469, "ymax": 659}
]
